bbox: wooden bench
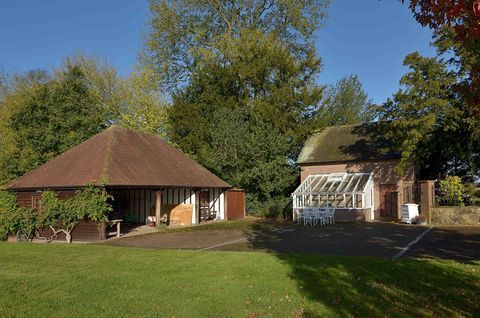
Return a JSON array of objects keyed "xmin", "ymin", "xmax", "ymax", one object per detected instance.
[{"xmin": 107, "ymin": 219, "xmax": 122, "ymax": 238}]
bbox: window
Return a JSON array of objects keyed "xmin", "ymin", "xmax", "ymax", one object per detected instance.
[{"xmin": 31, "ymin": 195, "xmax": 42, "ymax": 210}]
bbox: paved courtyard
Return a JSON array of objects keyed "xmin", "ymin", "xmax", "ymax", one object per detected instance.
[{"xmin": 104, "ymin": 220, "xmax": 480, "ymax": 260}]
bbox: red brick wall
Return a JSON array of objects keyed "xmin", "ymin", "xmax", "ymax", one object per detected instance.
[{"xmin": 334, "ymin": 209, "xmax": 368, "ymax": 222}]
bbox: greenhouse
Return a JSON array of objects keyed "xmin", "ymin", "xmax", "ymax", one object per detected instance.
[{"xmin": 292, "ymin": 173, "xmax": 374, "ymax": 218}]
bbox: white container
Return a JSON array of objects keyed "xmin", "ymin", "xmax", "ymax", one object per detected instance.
[{"xmin": 401, "ymin": 204, "xmax": 419, "ymax": 224}]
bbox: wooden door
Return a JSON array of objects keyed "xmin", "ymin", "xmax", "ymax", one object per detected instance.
[
  {"xmin": 226, "ymin": 190, "xmax": 245, "ymax": 220},
  {"xmin": 380, "ymin": 185, "xmax": 398, "ymax": 218},
  {"xmin": 199, "ymin": 191, "xmax": 210, "ymax": 222}
]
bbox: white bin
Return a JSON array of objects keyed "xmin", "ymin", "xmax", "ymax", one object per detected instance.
[{"xmin": 401, "ymin": 203, "xmax": 419, "ymax": 224}]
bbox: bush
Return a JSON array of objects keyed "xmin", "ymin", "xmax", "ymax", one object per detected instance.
[
  {"xmin": 463, "ymin": 183, "xmax": 480, "ymax": 206},
  {"xmin": 247, "ymin": 195, "xmax": 291, "ymax": 219},
  {"xmin": 0, "ymin": 191, "xmax": 38, "ymax": 242},
  {"xmin": 0, "ymin": 185, "xmax": 112, "ymax": 243},
  {"xmin": 0, "ymin": 191, "xmax": 17, "ymax": 241},
  {"xmin": 439, "ymin": 176, "xmax": 465, "ymax": 206},
  {"xmin": 39, "ymin": 185, "xmax": 112, "ymax": 243}
]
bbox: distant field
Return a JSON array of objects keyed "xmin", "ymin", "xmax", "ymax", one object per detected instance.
[{"xmin": 0, "ymin": 244, "xmax": 479, "ymax": 317}]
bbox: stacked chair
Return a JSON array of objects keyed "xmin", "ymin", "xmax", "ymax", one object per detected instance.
[{"xmin": 297, "ymin": 207, "xmax": 335, "ymax": 226}]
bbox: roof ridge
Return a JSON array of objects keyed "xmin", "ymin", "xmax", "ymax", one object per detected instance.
[{"xmin": 100, "ymin": 126, "xmax": 117, "ymax": 184}]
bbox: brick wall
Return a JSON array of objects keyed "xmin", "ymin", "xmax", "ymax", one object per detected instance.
[{"xmin": 432, "ymin": 206, "xmax": 480, "ymax": 225}]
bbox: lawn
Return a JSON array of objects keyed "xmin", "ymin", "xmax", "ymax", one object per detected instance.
[
  {"xmin": 162, "ymin": 217, "xmax": 290, "ymax": 233},
  {"xmin": 0, "ymin": 244, "xmax": 479, "ymax": 317}
]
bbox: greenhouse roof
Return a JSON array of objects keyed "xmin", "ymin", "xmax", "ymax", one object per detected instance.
[{"xmin": 293, "ymin": 173, "xmax": 372, "ymax": 195}]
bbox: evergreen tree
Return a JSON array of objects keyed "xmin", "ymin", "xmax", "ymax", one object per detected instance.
[{"xmin": 378, "ymin": 52, "xmax": 480, "ymax": 179}]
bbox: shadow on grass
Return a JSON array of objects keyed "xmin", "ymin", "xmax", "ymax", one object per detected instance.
[
  {"xmin": 276, "ymin": 254, "xmax": 479, "ymax": 317},
  {"xmin": 242, "ymin": 221, "xmax": 480, "ymax": 317}
]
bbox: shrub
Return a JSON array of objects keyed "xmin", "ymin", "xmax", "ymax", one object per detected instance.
[
  {"xmin": 439, "ymin": 176, "xmax": 465, "ymax": 206},
  {"xmin": 39, "ymin": 185, "xmax": 112, "ymax": 243},
  {"xmin": 247, "ymin": 196, "xmax": 291, "ymax": 218},
  {"xmin": 0, "ymin": 185, "xmax": 112, "ymax": 244},
  {"xmin": 0, "ymin": 191, "xmax": 38, "ymax": 242}
]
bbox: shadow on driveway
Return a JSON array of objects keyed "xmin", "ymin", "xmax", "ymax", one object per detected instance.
[
  {"xmin": 104, "ymin": 219, "xmax": 480, "ymax": 261},
  {"xmin": 216, "ymin": 222, "xmax": 426, "ymax": 258},
  {"xmin": 406, "ymin": 226, "xmax": 480, "ymax": 262}
]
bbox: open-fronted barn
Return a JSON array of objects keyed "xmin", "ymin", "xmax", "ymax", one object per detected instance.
[{"xmin": 7, "ymin": 126, "xmax": 233, "ymax": 240}]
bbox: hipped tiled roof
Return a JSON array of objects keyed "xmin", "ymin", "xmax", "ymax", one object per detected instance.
[
  {"xmin": 297, "ymin": 123, "xmax": 401, "ymax": 165},
  {"xmin": 8, "ymin": 126, "xmax": 230, "ymax": 190}
]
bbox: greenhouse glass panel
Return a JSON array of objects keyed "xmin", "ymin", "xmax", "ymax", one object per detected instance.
[{"xmin": 292, "ymin": 173, "xmax": 373, "ymax": 212}]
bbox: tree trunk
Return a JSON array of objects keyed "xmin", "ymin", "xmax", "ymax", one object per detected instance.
[{"xmin": 65, "ymin": 231, "xmax": 72, "ymax": 243}]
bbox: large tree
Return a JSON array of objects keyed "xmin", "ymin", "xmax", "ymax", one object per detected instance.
[
  {"xmin": 64, "ymin": 53, "xmax": 169, "ymax": 137},
  {"xmin": 0, "ymin": 65, "xmax": 109, "ymax": 184},
  {"xmin": 0, "ymin": 68, "xmax": 51, "ymax": 102},
  {"xmin": 379, "ymin": 52, "xmax": 480, "ymax": 179},
  {"xmin": 169, "ymin": 64, "xmax": 298, "ymax": 207},
  {"xmin": 401, "ymin": 0, "xmax": 480, "ymax": 115},
  {"xmin": 144, "ymin": 0, "xmax": 329, "ymax": 90},
  {"xmin": 318, "ymin": 74, "xmax": 375, "ymax": 127},
  {"xmin": 144, "ymin": 1, "xmax": 328, "ymax": 154}
]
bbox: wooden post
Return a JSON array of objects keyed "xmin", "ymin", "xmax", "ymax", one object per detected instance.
[
  {"xmin": 194, "ymin": 191, "xmax": 201, "ymax": 224},
  {"xmin": 155, "ymin": 190, "xmax": 162, "ymax": 228},
  {"xmin": 419, "ymin": 180, "xmax": 435, "ymax": 224},
  {"xmin": 99, "ymin": 222, "xmax": 106, "ymax": 241},
  {"xmin": 191, "ymin": 191, "xmax": 198, "ymax": 225}
]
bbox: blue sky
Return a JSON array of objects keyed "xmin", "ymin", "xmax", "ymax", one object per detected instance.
[{"xmin": 0, "ymin": 0, "xmax": 435, "ymax": 104}]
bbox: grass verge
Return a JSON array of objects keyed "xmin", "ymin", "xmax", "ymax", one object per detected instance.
[{"xmin": 0, "ymin": 244, "xmax": 479, "ymax": 317}]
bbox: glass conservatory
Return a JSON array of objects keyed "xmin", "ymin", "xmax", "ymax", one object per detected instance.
[{"xmin": 292, "ymin": 173, "xmax": 374, "ymax": 218}]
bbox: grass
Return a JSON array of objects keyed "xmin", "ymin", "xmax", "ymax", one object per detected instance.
[
  {"xmin": 0, "ymin": 244, "xmax": 479, "ymax": 317},
  {"xmin": 164, "ymin": 217, "xmax": 290, "ymax": 233}
]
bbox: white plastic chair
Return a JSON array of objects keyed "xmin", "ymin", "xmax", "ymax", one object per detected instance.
[
  {"xmin": 325, "ymin": 208, "xmax": 335, "ymax": 225},
  {"xmin": 297, "ymin": 211, "xmax": 305, "ymax": 224},
  {"xmin": 297, "ymin": 209, "xmax": 310, "ymax": 225},
  {"xmin": 313, "ymin": 213, "xmax": 324, "ymax": 226},
  {"xmin": 302, "ymin": 208, "xmax": 315, "ymax": 226}
]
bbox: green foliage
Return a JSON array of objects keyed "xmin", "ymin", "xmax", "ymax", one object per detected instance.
[
  {"xmin": 64, "ymin": 53, "xmax": 170, "ymax": 137},
  {"xmin": 248, "ymin": 196, "xmax": 291, "ymax": 218},
  {"xmin": 149, "ymin": 1, "xmax": 330, "ymax": 208},
  {"xmin": 0, "ymin": 191, "xmax": 37, "ymax": 242},
  {"xmin": 439, "ymin": 176, "xmax": 465, "ymax": 206},
  {"xmin": 0, "ymin": 186, "xmax": 112, "ymax": 243},
  {"xmin": 117, "ymin": 66, "xmax": 169, "ymax": 137},
  {"xmin": 0, "ymin": 191, "xmax": 18, "ymax": 240},
  {"xmin": 0, "ymin": 65, "xmax": 109, "ymax": 184},
  {"xmin": 0, "ymin": 54, "xmax": 171, "ymax": 186},
  {"xmin": 432, "ymin": 26, "xmax": 480, "ymax": 116},
  {"xmin": 318, "ymin": 74, "xmax": 375, "ymax": 126},
  {"xmin": 72, "ymin": 185, "xmax": 113, "ymax": 224},
  {"xmin": 0, "ymin": 68, "xmax": 51, "ymax": 102},
  {"xmin": 144, "ymin": 0, "xmax": 329, "ymax": 90},
  {"xmin": 39, "ymin": 185, "xmax": 112, "ymax": 242},
  {"xmin": 378, "ymin": 52, "xmax": 480, "ymax": 178},
  {"xmin": 169, "ymin": 65, "xmax": 300, "ymax": 206}
]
